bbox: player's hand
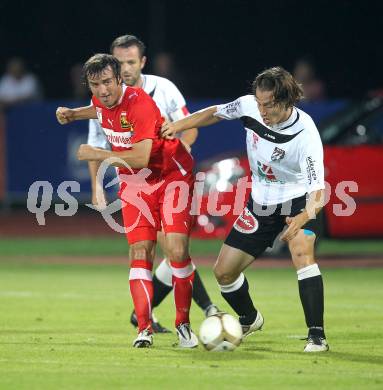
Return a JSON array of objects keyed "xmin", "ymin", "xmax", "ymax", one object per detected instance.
[
  {"xmin": 280, "ymin": 213, "xmax": 308, "ymax": 242},
  {"xmin": 161, "ymin": 120, "xmax": 176, "ymax": 139},
  {"xmin": 56, "ymin": 107, "xmax": 75, "ymax": 124},
  {"xmin": 77, "ymin": 144, "xmax": 98, "ymax": 161},
  {"xmin": 91, "ymin": 189, "xmax": 108, "ymax": 211}
]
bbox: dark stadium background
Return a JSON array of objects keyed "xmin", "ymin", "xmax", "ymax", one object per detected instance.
[
  {"xmin": 0, "ymin": 0, "xmax": 382, "ymax": 99},
  {"xmin": 1, "ymin": 0, "xmax": 383, "ymax": 242},
  {"xmin": 1, "ymin": 3, "xmax": 383, "ymax": 385}
]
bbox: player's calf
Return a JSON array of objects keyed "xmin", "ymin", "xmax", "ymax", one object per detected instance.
[
  {"xmin": 170, "ymin": 258, "xmax": 195, "ymax": 327},
  {"xmin": 129, "ymin": 259, "xmax": 154, "ymax": 333}
]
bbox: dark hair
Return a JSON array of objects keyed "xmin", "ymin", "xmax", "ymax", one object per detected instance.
[
  {"xmin": 252, "ymin": 66, "xmax": 303, "ymax": 109},
  {"xmin": 110, "ymin": 35, "xmax": 146, "ymax": 57},
  {"xmin": 83, "ymin": 54, "xmax": 121, "ymax": 86}
]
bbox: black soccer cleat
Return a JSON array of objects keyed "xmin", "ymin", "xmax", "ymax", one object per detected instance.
[
  {"xmin": 240, "ymin": 310, "xmax": 264, "ymax": 338},
  {"xmin": 204, "ymin": 304, "xmax": 220, "ymax": 317},
  {"xmin": 130, "ymin": 311, "xmax": 171, "ymax": 334},
  {"xmin": 152, "ymin": 320, "xmax": 172, "ymax": 334},
  {"xmin": 304, "ymin": 335, "xmax": 329, "ymax": 352},
  {"xmin": 130, "ymin": 310, "xmax": 139, "ymax": 327}
]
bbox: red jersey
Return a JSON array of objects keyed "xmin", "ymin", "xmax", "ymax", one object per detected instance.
[{"xmin": 92, "ymin": 85, "xmax": 193, "ymax": 180}]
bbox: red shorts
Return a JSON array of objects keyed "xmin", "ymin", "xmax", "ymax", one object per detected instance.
[{"xmin": 120, "ymin": 170, "xmax": 195, "ymax": 244}]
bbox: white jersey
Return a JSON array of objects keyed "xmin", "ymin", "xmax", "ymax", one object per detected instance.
[
  {"xmin": 87, "ymin": 74, "xmax": 189, "ymax": 149},
  {"xmin": 215, "ymin": 95, "xmax": 325, "ymax": 205}
]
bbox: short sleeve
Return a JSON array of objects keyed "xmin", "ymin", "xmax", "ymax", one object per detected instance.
[
  {"xmin": 161, "ymin": 79, "xmax": 187, "ymax": 121},
  {"xmin": 130, "ymin": 93, "xmax": 161, "ymax": 143},
  {"xmin": 168, "ymin": 105, "xmax": 190, "ymax": 121},
  {"xmin": 299, "ymin": 130, "xmax": 325, "ymax": 193},
  {"xmin": 214, "ymin": 96, "xmax": 248, "ymax": 120}
]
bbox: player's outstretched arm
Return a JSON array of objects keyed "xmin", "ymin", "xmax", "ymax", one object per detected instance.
[
  {"xmin": 88, "ymin": 161, "xmax": 107, "ymax": 209},
  {"xmin": 161, "ymin": 106, "xmax": 221, "ymax": 139},
  {"xmin": 56, "ymin": 105, "xmax": 97, "ymax": 124},
  {"xmin": 77, "ymin": 139, "xmax": 153, "ymax": 169},
  {"xmin": 180, "ymin": 128, "xmax": 198, "ymax": 150}
]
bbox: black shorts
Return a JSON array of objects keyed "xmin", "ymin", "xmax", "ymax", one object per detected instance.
[{"xmin": 224, "ymin": 194, "xmax": 321, "ymax": 258}]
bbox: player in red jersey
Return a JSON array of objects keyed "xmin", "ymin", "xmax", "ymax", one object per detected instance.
[{"xmin": 56, "ymin": 54, "xmax": 198, "ymax": 348}]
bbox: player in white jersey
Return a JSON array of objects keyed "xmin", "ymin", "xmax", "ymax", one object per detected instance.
[
  {"xmin": 87, "ymin": 35, "xmax": 219, "ymax": 334},
  {"xmin": 161, "ymin": 67, "xmax": 329, "ymax": 352}
]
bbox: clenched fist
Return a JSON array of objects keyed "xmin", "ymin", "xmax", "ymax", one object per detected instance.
[
  {"xmin": 56, "ymin": 107, "xmax": 75, "ymax": 124},
  {"xmin": 77, "ymin": 144, "xmax": 99, "ymax": 161}
]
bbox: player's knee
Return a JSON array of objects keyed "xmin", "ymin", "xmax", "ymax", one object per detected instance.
[
  {"xmin": 130, "ymin": 243, "xmax": 151, "ymax": 260},
  {"xmin": 290, "ymin": 246, "xmax": 313, "ymax": 268},
  {"xmin": 213, "ymin": 264, "xmax": 237, "ymax": 285},
  {"xmin": 166, "ymin": 242, "xmax": 188, "ymax": 262}
]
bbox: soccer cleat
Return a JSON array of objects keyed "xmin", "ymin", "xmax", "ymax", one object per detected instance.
[
  {"xmin": 304, "ymin": 336, "xmax": 329, "ymax": 352},
  {"xmin": 133, "ymin": 328, "xmax": 153, "ymax": 348},
  {"xmin": 204, "ymin": 304, "xmax": 220, "ymax": 317},
  {"xmin": 130, "ymin": 311, "xmax": 139, "ymax": 328},
  {"xmin": 241, "ymin": 310, "xmax": 264, "ymax": 338},
  {"xmin": 176, "ymin": 323, "xmax": 199, "ymax": 348},
  {"xmin": 130, "ymin": 311, "xmax": 171, "ymax": 334},
  {"xmin": 152, "ymin": 313, "xmax": 172, "ymax": 334}
]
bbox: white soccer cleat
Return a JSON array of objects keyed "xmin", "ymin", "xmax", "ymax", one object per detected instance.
[
  {"xmin": 176, "ymin": 323, "xmax": 199, "ymax": 348},
  {"xmin": 241, "ymin": 310, "xmax": 264, "ymax": 338},
  {"xmin": 133, "ymin": 328, "xmax": 153, "ymax": 348},
  {"xmin": 204, "ymin": 304, "xmax": 220, "ymax": 317},
  {"xmin": 304, "ymin": 336, "xmax": 329, "ymax": 352}
]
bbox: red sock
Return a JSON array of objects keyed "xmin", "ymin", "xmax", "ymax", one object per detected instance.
[
  {"xmin": 170, "ymin": 258, "xmax": 195, "ymax": 327},
  {"xmin": 129, "ymin": 260, "xmax": 153, "ymax": 332}
]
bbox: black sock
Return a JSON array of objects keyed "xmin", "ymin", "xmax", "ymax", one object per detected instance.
[
  {"xmin": 298, "ymin": 275, "xmax": 325, "ymax": 338},
  {"xmin": 192, "ymin": 269, "xmax": 212, "ymax": 311},
  {"xmin": 221, "ymin": 276, "xmax": 257, "ymax": 325},
  {"xmin": 151, "ymin": 274, "xmax": 173, "ymax": 309}
]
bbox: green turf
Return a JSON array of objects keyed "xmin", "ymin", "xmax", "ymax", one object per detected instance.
[
  {"xmin": 0, "ymin": 262, "xmax": 382, "ymax": 389},
  {"xmin": 0, "ymin": 237, "xmax": 382, "ymax": 257}
]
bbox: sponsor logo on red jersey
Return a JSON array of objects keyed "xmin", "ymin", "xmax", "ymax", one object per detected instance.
[{"xmin": 102, "ymin": 127, "xmax": 134, "ymax": 147}]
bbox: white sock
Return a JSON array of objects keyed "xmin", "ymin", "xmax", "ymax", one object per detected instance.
[
  {"xmin": 154, "ymin": 258, "xmax": 173, "ymax": 287},
  {"xmin": 297, "ymin": 263, "xmax": 321, "ymax": 281},
  {"xmin": 219, "ymin": 273, "xmax": 245, "ymax": 293}
]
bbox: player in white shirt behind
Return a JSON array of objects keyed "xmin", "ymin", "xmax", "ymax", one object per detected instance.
[
  {"xmin": 87, "ymin": 35, "xmax": 219, "ymax": 333},
  {"xmin": 161, "ymin": 66, "xmax": 329, "ymax": 352}
]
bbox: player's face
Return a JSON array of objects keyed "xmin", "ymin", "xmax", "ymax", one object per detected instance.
[
  {"xmin": 255, "ymin": 88, "xmax": 291, "ymax": 126},
  {"xmin": 112, "ymin": 46, "xmax": 146, "ymax": 87},
  {"xmin": 87, "ymin": 66, "xmax": 122, "ymax": 107}
]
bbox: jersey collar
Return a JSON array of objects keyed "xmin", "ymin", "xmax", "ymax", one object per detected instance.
[
  {"xmin": 104, "ymin": 84, "xmax": 127, "ymax": 110},
  {"xmin": 271, "ymin": 107, "xmax": 299, "ymax": 132}
]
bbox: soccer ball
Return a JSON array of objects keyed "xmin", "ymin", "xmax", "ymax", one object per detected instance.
[{"xmin": 199, "ymin": 312, "xmax": 243, "ymax": 351}]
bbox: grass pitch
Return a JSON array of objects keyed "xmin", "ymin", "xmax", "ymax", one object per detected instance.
[
  {"xmin": 0, "ymin": 237, "xmax": 383, "ymax": 256},
  {"xmin": 0, "ymin": 261, "xmax": 382, "ymax": 390}
]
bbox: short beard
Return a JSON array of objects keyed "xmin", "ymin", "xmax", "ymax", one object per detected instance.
[{"xmin": 122, "ymin": 76, "xmax": 137, "ymax": 87}]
